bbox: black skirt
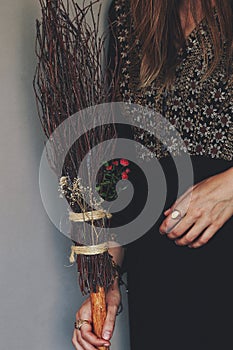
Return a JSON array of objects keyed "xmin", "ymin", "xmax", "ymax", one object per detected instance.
[{"xmin": 123, "ymin": 155, "xmax": 233, "ymax": 350}]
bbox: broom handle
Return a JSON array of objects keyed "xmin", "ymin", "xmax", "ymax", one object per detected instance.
[{"xmin": 90, "ymin": 286, "xmax": 109, "ymax": 350}]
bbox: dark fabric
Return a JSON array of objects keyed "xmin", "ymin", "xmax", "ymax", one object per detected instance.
[
  {"xmin": 107, "ymin": 1, "xmax": 233, "ymax": 349},
  {"xmin": 125, "ymin": 156, "xmax": 233, "ymax": 349}
]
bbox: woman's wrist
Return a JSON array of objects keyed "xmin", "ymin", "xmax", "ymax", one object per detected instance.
[{"xmin": 110, "ymin": 275, "xmax": 121, "ymax": 290}]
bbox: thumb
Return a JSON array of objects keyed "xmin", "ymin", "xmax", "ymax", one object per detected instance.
[{"xmin": 102, "ymin": 304, "xmax": 118, "ymax": 341}]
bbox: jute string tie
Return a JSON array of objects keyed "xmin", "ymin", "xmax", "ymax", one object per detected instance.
[
  {"xmin": 69, "ymin": 209, "xmax": 110, "ymax": 263},
  {"xmin": 69, "ymin": 210, "xmax": 112, "ymax": 222},
  {"xmin": 69, "ymin": 243, "xmax": 108, "ymax": 263}
]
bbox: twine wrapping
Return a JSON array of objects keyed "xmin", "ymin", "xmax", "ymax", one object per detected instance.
[
  {"xmin": 69, "ymin": 210, "xmax": 111, "ymax": 263},
  {"xmin": 69, "ymin": 243, "xmax": 109, "ymax": 263},
  {"xmin": 69, "ymin": 210, "xmax": 112, "ymax": 222}
]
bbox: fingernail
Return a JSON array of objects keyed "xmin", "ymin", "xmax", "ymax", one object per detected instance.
[
  {"xmin": 104, "ymin": 344, "xmax": 110, "ymax": 347},
  {"xmin": 103, "ymin": 331, "xmax": 111, "ymax": 340}
]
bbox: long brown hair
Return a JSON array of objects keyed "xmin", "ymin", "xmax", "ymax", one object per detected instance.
[{"xmin": 130, "ymin": 0, "xmax": 233, "ymax": 88}]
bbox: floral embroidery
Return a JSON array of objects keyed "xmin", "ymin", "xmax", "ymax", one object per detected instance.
[{"xmin": 111, "ymin": 0, "xmax": 233, "ymax": 161}]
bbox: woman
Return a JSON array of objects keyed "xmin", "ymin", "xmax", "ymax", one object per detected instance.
[{"xmin": 72, "ymin": 0, "xmax": 233, "ymax": 349}]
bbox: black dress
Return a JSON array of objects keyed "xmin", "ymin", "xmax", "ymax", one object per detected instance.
[{"xmin": 108, "ymin": 1, "xmax": 233, "ymax": 349}]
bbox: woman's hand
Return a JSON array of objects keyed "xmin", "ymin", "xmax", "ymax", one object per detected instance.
[
  {"xmin": 159, "ymin": 167, "xmax": 233, "ymax": 248},
  {"xmin": 72, "ymin": 279, "xmax": 121, "ymax": 350}
]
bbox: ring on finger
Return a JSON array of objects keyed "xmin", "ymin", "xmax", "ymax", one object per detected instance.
[
  {"xmin": 74, "ymin": 319, "xmax": 91, "ymax": 331},
  {"xmin": 171, "ymin": 209, "xmax": 182, "ymax": 220}
]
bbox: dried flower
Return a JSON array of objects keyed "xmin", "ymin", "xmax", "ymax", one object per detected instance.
[
  {"xmin": 120, "ymin": 159, "xmax": 129, "ymax": 166},
  {"xmin": 121, "ymin": 172, "xmax": 128, "ymax": 180},
  {"xmin": 96, "ymin": 158, "xmax": 131, "ymax": 200}
]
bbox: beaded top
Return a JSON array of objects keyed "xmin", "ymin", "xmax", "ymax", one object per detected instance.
[{"xmin": 109, "ymin": 0, "xmax": 233, "ymax": 161}]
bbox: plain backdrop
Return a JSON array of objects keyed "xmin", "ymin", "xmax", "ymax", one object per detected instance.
[{"xmin": 0, "ymin": 1, "xmax": 130, "ymax": 349}]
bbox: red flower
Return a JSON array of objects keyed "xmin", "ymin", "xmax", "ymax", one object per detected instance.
[
  {"xmin": 120, "ymin": 159, "xmax": 129, "ymax": 166},
  {"xmin": 106, "ymin": 165, "xmax": 113, "ymax": 170},
  {"xmin": 125, "ymin": 168, "xmax": 130, "ymax": 173},
  {"xmin": 112, "ymin": 160, "xmax": 119, "ymax": 166},
  {"xmin": 121, "ymin": 172, "xmax": 128, "ymax": 180}
]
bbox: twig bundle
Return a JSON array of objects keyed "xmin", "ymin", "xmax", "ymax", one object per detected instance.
[{"xmin": 33, "ymin": 1, "xmax": 120, "ymax": 347}]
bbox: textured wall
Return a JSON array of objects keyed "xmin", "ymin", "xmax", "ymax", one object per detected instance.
[{"xmin": 0, "ymin": 1, "xmax": 130, "ymax": 349}]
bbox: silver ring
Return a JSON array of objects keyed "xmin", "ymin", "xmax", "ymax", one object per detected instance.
[{"xmin": 171, "ymin": 209, "xmax": 182, "ymax": 220}]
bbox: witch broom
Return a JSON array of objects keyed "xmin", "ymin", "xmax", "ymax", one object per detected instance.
[{"xmin": 33, "ymin": 1, "xmax": 124, "ymax": 348}]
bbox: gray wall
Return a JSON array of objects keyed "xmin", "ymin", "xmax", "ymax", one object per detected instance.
[{"xmin": 0, "ymin": 1, "xmax": 130, "ymax": 349}]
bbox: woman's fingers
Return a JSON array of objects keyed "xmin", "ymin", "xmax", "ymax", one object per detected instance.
[
  {"xmin": 187, "ymin": 224, "xmax": 217, "ymax": 248},
  {"xmin": 162, "ymin": 198, "xmax": 233, "ymax": 248},
  {"xmin": 160, "ymin": 205, "xmax": 190, "ymax": 236},
  {"xmin": 188, "ymin": 206, "xmax": 233, "ymax": 248},
  {"xmin": 102, "ymin": 282, "xmax": 121, "ymax": 341},
  {"xmin": 160, "ymin": 191, "xmax": 194, "ymax": 235},
  {"xmin": 72, "ymin": 288, "xmax": 120, "ymax": 349},
  {"xmin": 80, "ymin": 322, "xmax": 110, "ymax": 348},
  {"xmin": 160, "ymin": 168, "xmax": 233, "ymax": 248},
  {"xmin": 174, "ymin": 219, "xmax": 210, "ymax": 246},
  {"xmin": 75, "ymin": 307, "xmax": 110, "ymax": 348},
  {"xmin": 74, "ymin": 323, "xmax": 110, "ymax": 350},
  {"xmin": 73, "ymin": 298, "xmax": 109, "ymax": 349},
  {"xmin": 163, "ymin": 185, "xmax": 196, "ymax": 216},
  {"xmin": 72, "ymin": 329, "xmax": 84, "ymax": 350},
  {"xmin": 165, "ymin": 214, "xmax": 196, "ymax": 239},
  {"xmin": 76, "ymin": 329, "xmax": 102, "ymax": 350},
  {"xmin": 72, "ymin": 284, "xmax": 121, "ymax": 349},
  {"xmin": 102, "ymin": 303, "xmax": 119, "ymax": 341}
]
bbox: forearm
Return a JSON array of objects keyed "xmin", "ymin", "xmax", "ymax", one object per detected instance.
[{"xmin": 108, "ymin": 243, "xmax": 125, "ymax": 269}]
